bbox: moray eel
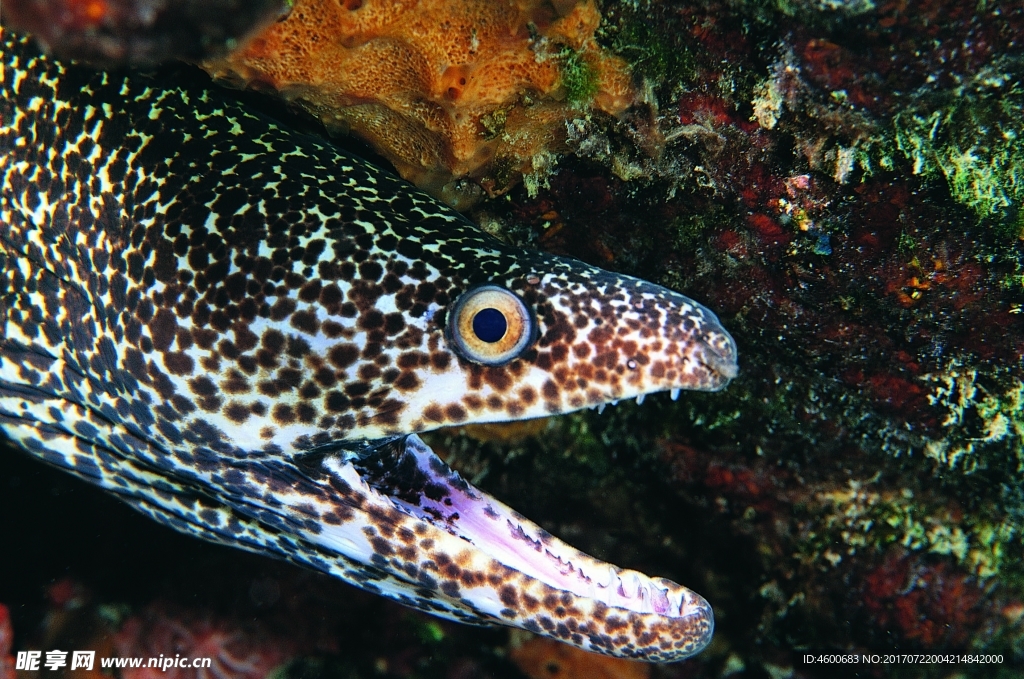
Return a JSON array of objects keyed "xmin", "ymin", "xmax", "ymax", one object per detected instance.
[{"xmin": 0, "ymin": 28, "xmax": 738, "ymax": 661}]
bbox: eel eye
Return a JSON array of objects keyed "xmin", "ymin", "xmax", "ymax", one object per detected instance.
[{"xmin": 447, "ymin": 285, "xmax": 534, "ymax": 365}]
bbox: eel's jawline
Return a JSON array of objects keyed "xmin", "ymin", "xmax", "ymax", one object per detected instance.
[
  {"xmin": 381, "ymin": 436, "xmax": 698, "ymax": 617},
  {"xmin": 321, "ymin": 434, "xmax": 713, "ymax": 661}
]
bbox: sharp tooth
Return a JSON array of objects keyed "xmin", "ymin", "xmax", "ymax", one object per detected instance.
[
  {"xmin": 650, "ymin": 586, "xmax": 671, "ymax": 614},
  {"xmin": 618, "ymin": 573, "xmax": 640, "ymax": 599},
  {"xmin": 611, "ymin": 399, "xmax": 618, "ymax": 406},
  {"xmin": 597, "ymin": 404, "xmax": 606, "ymax": 414},
  {"xmin": 596, "ymin": 565, "xmax": 617, "ymax": 588},
  {"xmin": 670, "ymin": 388, "xmax": 680, "ymax": 401},
  {"xmin": 635, "ymin": 393, "xmax": 646, "ymax": 405},
  {"xmin": 669, "ymin": 589, "xmax": 685, "ymax": 616}
]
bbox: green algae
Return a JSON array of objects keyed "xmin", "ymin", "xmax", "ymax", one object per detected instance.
[
  {"xmin": 893, "ymin": 78, "xmax": 1024, "ymax": 234},
  {"xmin": 559, "ymin": 48, "xmax": 599, "ymax": 108},
  {"xmin": 914, "ymin": 363, "xmax": 1024, "ymax": 478},
  {"xmin": 602, "ymin": 5, "xmax": 699, "ymax": 86},
  {"xmin": 803, "ymin": 481, "xmax": 1018, "ymax": 579}
]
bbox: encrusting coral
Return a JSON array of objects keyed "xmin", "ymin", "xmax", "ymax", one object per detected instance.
[{"xmin": 202, "ymin": 0, "xmax": 634, "ymax": 203}]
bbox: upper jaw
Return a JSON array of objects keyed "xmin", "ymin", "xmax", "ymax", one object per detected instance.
[
  {"xmin": 695, "ymin": 322, "xmax": 740, "ymax": 387},
  {"xmin": 309, "ymin": 433, "xmax": 714, "ymax": 661}
]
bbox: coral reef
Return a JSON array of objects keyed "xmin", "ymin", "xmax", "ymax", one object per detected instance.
[
  {"xmin": 450, "ymin": 0, "xmax": 1024, "ymax": 673},
  {"xmin": 2, "ymin": 0, "xmax": 285, "ymax": 66},
  {"xmin": 202, "ymin": 0, "xmax": 634, "ymax": 201}
]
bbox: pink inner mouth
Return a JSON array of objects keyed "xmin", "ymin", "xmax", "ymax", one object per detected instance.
[{"xmin": 358, "ymin": 434, "xmax": 700, "ymax": 619}]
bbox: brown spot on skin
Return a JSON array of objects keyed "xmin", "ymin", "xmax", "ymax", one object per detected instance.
[
  {"xmin": 445, "ymin": 404, "xmax": 468, "ymax": 422},
  {"xmin": 535, "ymin": 352, "xmax": 552, "ymax": 370},
  {"xmin": 370, "ymin": 536, "xmax": 394, "ymax": 556},
  {"xmin": 224, "ymin": 401, "xmax": 250, "ymax": 423},
  {"xmin": 541, "ymin": 379, "xmax": 558, "ymax": 400},
  {"xmin": 328, "ymin": 343, "xmax": 359, "ymax": 369},
  {"xmin": 484, "ymin": 368, "xmax": 512, "ymax": 392},
  {"xmin": 171, "ymin": 394, "xmax": 195, "ymax": 415},
  {"xmin": 193, "ymin": 327, "xmax": 218, "ymax": 350},
  {"xmin": 298, "ymin": 280, "xmax": 322, "ymax": 302},
  {"xmin": 296, "ymin": 403, "xmax": 317, "ymax": 423},
  {"xmin": 189, "ymin": 375, "xmax": 217, "ymax": 397},
  {"xmin": 269, "ymin": 297, "xmax": 297, "ymax": 321},
  {"xmin": 234, "ymin": 324, "xmax": 259, "ymax": 351},
  {"xmin": 423, "ymin": 405, "xmax": 444, "ymax": 423},
  {"xmin": 344, "ymin": 381, "xmax": 369, "ymax": 397},
  {"xmin": 371, "ymin": 401, "xmax": 401, "ymax": 426},
  {"xmin": 163, "ymin": 351, "xmax": 194, "ymax": 375},
  {"xmin": 383, "ymin": 312, "xmax": 406, "ymax": 335},
  {"xmin": 460, "ymin": 570, "xmax": 482, "ymax": 586},
  {"xmin": 175, "ymin": 328, "xmax": 194, "ymax": 350},
  {"xmin": 314, "ymin": 366, "xmax": 337, "ymax": 387},
  {"xmin": 588, "ymin": 324, "xmax": 613, "ymax": 345},
  {"xmin": 272, "ymin": 403, "xmax": 296, "ymax": 424},
  {"xmin": 500, "ymin": 585, "xmax": 519, "ymax": 608},
  {"xmin": 605, "ymin": 616, "xmax": 628, "ymax": 632},
  {"xmin": 291, "ymin": 309, "xmax": 320, "ymax": 334},
  {"xmin": 197, "ymin": 356, "xmax": 220, "ymax": 372},
  {"xmin": 397, "ymin": 351, "xmax": 426, "ymax": 369},
  {"xmin": 322, "ymin": 320, "xmax": 345, "ymax": 337},
  {"xmin": 394, "ymin": 371, "xmax": 421, "ymax": 391},
  {"xmin": 218, "ymin": 339, "xmax": 240, "ymax": 360},
  {"xmin": 357, "ymin": 363, "xmax": 381, "ymax": 380},
  {"xmin": 149, "ymin": 308, "xmax": 178, "ymax": 351},
  {"xmin": 326, "ymin": 390, "xmax": 350, "ymax": 412},
  {"xmin": 222, "ymin": 370, "xmax": 251, "ymax": 393}
]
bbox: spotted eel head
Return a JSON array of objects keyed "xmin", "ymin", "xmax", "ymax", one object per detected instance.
[
  {"xmin": 0, "ymin": 29, "xmax": 733, "ymax": 664},
  {"xmin": 252, "ymin": 230, "xmax": 738, "ymax": 450},
  {"xmin": 407, "ymin": 253, "xmax": 738, "ymax": 431}
]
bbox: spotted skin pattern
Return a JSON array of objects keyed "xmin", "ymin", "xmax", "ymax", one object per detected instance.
[{"xmin": 0, "ymin": 29, "xmax": 737, "ymax": 661}]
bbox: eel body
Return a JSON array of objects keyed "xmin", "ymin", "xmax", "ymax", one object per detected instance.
[{"xmin": 0, "ymin": 29, "xmax": 737, "ymax": 661}]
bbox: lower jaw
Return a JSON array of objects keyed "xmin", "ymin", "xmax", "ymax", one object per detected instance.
[{"xmin": 318, "ymin": 432, "xmax": 714, "ymax": 661}]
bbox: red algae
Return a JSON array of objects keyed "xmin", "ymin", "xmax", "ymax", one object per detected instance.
[
  {"xmin": 0, "ymin": 605, "xmax": 14, "ymax": 679},
  {"xmin": 113, "ymin": 605, "xmax": 294, "ymax": 679},
  {"xmin": 862, "ymin": 551, "xmax": 984, "ymax": 647}
]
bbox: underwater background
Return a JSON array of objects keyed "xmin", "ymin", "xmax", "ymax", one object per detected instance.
[{"xmin": 3, "ymin": 0, "xmax": 1024, "ymax": 677}]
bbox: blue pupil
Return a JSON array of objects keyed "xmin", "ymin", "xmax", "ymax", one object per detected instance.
[{"xmin": 472, "ymin": 308, "xmax": 507, "ymax": 343}]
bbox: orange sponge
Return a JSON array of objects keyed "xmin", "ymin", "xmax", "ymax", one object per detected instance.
[{"xmin": 203, "ymin": 0, "xmax": 634, "ymax": 201}]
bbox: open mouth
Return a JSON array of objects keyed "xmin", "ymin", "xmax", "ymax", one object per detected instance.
[{"xmin": 316, "ymin": 433, "xmax": 713, "ymax": 661}]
